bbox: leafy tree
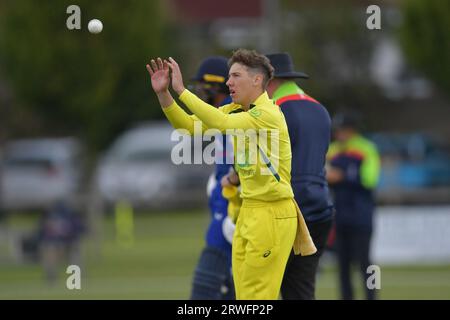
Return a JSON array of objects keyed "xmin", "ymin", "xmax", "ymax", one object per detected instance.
[
  {"xmin": 399, "ymin": 0, "xmax": 450, "ymax": 96},
  {"xmin": 0, "ymin": 0, "xmax": 169, "ymax": 150}
]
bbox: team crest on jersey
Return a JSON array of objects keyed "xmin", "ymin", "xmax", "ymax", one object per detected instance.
[{"xmin": 249, "ymin": 108, "xmax": 261, "ymax": 118}]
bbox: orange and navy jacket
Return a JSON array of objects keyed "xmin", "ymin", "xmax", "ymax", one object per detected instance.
[
  {"xmin": 327, "ymin": 134, "xmax": 380, "ymax": 230},
  {"xmin": 273, "ymin": 81, "xmax": 334, "ymax": 223}
]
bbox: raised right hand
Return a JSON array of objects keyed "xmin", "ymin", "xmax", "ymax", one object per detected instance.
[{"xmin": 146, "ymin": 58, "xmax": 170, "ymax": 94}]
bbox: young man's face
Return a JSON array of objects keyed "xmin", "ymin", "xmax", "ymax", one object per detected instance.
[{"xmin": 226, "ymin": 63, "xmax": 262, "ymax": 107}]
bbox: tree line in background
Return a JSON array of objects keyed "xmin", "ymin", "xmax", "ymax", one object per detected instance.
[
  {"xmin": 0, "ymin": 0, "xmax": 170, "ymax": 151},
  {"xmin": 0, "ymin": 0, "xmax": 449, "ymax": 153},
  {"xmin": 280, "ymin": 0, "xmax": 449, "ymax": 133},
  {"xmin": 399, "ymin": 0, "xmax": 450, "ymax": 96}
]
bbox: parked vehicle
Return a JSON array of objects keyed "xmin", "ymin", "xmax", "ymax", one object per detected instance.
[
  {"xmin": 0, "ymin": 137, "xmax": 83, "ymax": 211},
  {"xmin": 94, "ymin": 122, "xmax": 211, "ymax": 211},
  {"xmin": 369, "ymin": 132, "xmax": 450, "ymax": 190},
  {"xmin": 367, "ymin": 132, "xmax": 450, "ymax": 204}
]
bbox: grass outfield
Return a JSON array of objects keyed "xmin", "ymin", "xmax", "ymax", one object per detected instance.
[{"xmin": 0, "ymin": 210, "xmax": 449, "ymax": 299}]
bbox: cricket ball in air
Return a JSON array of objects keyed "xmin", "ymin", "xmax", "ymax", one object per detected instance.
[{"xmin": 88, "ymin": 19, "xmax": 103, "ymax": 34}]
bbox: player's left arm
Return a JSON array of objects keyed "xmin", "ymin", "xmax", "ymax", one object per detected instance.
[
  {"xmin": 180, "ymin": 89, "xmax": 264, "ymax": 132},
  {"xmin": 360, "ymin": 144, "xmax": 381, "ymax": 189},
  {"xmin": 167, "ymin": 57, "xmax": 261, "ymax": 132}
]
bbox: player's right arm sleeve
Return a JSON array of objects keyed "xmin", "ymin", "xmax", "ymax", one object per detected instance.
[
  {"xmin": 162, "ymin": 100, "xmax": 207, "ymax": 135},
  {"xmin": 179, "ymin": 89, "xmax": 261, "ymax": 131}
]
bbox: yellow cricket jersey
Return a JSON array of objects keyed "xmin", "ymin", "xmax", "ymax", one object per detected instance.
[{"xmin": 163, "ymin": 89, "xmax": 294, "ymax": 202}]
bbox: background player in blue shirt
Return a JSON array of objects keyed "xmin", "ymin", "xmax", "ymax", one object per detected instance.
[{"xmin": 188, "ymin": 56, "xmax": 235, "ymax": 300}]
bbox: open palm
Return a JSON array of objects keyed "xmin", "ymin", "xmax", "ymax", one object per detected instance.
[{"xmin": 146, "ymin": 58, "xmax": 169, "ymax": 93}]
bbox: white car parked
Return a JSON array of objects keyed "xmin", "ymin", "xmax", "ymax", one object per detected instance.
[
  {"xmin": 0, "ymin": 137, "xmax": 83, "ymax": 211},
  {"xmin": 94, "ymin": 122, "xmax": 210, "ymax": 211}
]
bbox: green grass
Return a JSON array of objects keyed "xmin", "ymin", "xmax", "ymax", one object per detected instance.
[
  {"xmin": 0, "ymin": 210, "xmax": 207, "ymax": 300},
  {"xmin": 1, "ymin": 210, "xmax": 449, "ymax": 299},
  {"xmin": 316, "ymin": 263, "xmax": 450, "ymax": 300}
]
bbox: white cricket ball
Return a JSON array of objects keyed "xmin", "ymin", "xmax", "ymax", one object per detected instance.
[{"xmin": 88, "ymin": 19, "xmax": 103, "ymax": 34}]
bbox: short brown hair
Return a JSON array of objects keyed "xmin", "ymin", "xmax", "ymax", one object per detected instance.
[{"xmin": 228, "ymin": 49, "xmax": 274, "ymax": 89}]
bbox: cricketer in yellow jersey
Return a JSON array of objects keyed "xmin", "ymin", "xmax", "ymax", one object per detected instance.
[{"xmin": 146, "ymin": 49, "xmax": 316, "ymax": 300}]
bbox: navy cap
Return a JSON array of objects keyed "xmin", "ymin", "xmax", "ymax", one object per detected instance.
[
  {"xmin": 266, "ymin": 52, "xmax": 309, "ymax": 79},
  {"xmin": 192, "ymin": 56, "xmax": 229, "ymax": 83}
]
